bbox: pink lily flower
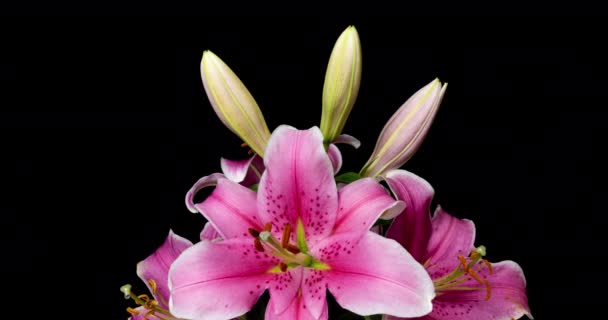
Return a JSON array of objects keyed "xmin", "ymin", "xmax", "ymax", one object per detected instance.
[
  {"xmin": 384, "ymin": 170, "xmax": 532, "ymax": 320},
  {"xmin": 121, "ymin": 230, "xmax": 194, "ymax": 320},
  {"xmin": 169, "ymin": 126, "xmax": 435, "ymax": 320}
]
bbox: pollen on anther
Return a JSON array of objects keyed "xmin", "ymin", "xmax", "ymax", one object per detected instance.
[
  {"xmin": 248, "ymin": 228, "xmax": 260, "ymax": 238},
  {"xmin": 254, "ymin": 239, "xmax": 265, "ymax": 252}
]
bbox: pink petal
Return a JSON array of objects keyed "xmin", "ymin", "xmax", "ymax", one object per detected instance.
[
  {"xmin": 333, "ymin": 133, "xmax": 361, "ymax": 149},
  {"xmin": 220, "ymin": 155, "xmax": 264, "ymax": 187},
  {"xmin": 313, "ymin": 232, "xmax": 435, "ymax": 317},
  {"xmin": 333, "ymin": 177, "xmax": 405, "ymax": 235},
  {"xmin": 327, "ymin": 143, "xmax": 343, "ymax": 174},
  {"xmin": 301, "ymin": 268, "xmax": 330, "ymax": 319},
  {"xmin": 185, "ymin": 172, "xmax": 225, "ymax": 213},
  {"xmin": 195, "ymin": 178, "xmax": 262, "ymax": 239},
  {"xmin": 168, "ymin": 238, "xmax": 278, "ymax": 320},
  {"xmin": 136, "ymin": 230, "xmax": 192, "ymax": 308},
  {"xmin": 266, "ymin": 292, "xmax": 328, "ymax": 320},
  {"xmin": 424, "ymin": 207, "xmax": 476, "ymax": 274},
  {"xmin": 427, "ymin": 261, "xmax": 532, "ymax": 320},
  {"xmin": 220, "ymin": 156, "xmax": 254, "ymax": 183},
  {"xmin": 200, "ymin": 222, "xmax": 221, "ymax": 241},
  {"xmin": 258, "ymin": 126, "xmax": 338, "ymax": 241},
  {"xmin": 385, "ymin": 170, "xmax": 434, "ymax": 262},
  {"xmin": 267, "ymin": 267, "xmax": 303, "ymax": 315}
]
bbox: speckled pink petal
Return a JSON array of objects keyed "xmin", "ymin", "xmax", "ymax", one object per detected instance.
[
  {"xmin": 300, "ymin": 267, "xmax": 331, "ymax": 319},
  {"xmin": 266, "ymin": 267, "xmax": 303, "ymax": 315},
  {"xmin": 257, "ymin": 126, "xmax": 338, "ymax": 241},
  {"xmin": 313, "ymin": 232, "xmax": 435, "ymax": 318},
  {"xmin": 333, "ymin": 177, "xmax": 404, "ymax": 235},
  {"xmin": 136, "ymin": 230, "xmax": 192, "ymax": 308},
  {"xmin": 168, "ymin": 238, "xmax": 278, "ymax": 320},
  {"xmin": 385, "ymin": 169, "xmax": 434, "ymax": 262},
  {"xmin": 195, "ymin": 178, "xmax": 262, "ymax": 239}
]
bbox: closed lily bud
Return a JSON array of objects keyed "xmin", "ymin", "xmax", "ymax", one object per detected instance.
[
  {"xmin": 320, "ymin": 26, "xmax": 362, "ymax": 143},
  {"xmin": 201, "ymin": 51, "xmax": 271, "ymax": 157},
  {"xmin": 360, "ymin": 78, "xmax": 447, "ymax": 177}
]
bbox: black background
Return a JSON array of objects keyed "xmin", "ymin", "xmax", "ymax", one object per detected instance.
[{"xmin": 3, "ymin": 14, "xmax": 605, "ymax": 319}]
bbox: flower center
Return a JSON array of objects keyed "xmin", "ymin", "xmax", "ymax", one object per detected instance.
[
  {"xmin": 120, "ymin": 282, "xmax": 179, "ymax": 320},
  {"xmin": 431, "ymin": 246, "xmax": 493, "ymax": 301},
  {"xmin": 248, "ymin": 220, "xmax": 329, "ymax": 273}
]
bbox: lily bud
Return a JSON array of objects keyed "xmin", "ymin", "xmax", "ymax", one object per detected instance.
[
  {"xmin": 360, "ymin": 78, "xmax": 447, "ymax": 177},
  {"xmin": 320, "ymin": 26, "xmax": 362, "ymax": 142},
  {"xmin": 201, "ymin": 51, "xmax": 271, "ymax": 157}
]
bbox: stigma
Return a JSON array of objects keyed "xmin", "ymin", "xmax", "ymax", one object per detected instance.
[{"xmin": 432, "ymin": 245, "xmax": 493, "ymax": 301}]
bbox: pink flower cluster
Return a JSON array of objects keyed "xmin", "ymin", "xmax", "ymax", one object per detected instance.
[{"xmin": 121, "ymin": 26, "xmax": 532, "ymax": 320}]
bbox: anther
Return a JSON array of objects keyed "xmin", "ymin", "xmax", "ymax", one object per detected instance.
[
  {"xmin": 466, "ymin": 268, "xmax": 485, "ymax": 285},
  {"xmin": 484, "ymin": 280, "xmax": 492, "ymax": 300},
  {"xmin": 147, "ymin": 279, "xmax": 158, "ymax": 295},
  {"xmin": 469, "ymin": 250, "xmax": 479, "ymax": 260},
  {"xmin": 280, "ymin": 262, "xmax": 288, "ymax": 272},
  {"xmin": 264, "ymin": 222, "xmax": 272, "ymax": 232},
  {"xmin": 285, "ymin": 243, "xmax": 300, "ymax": 254},
  {"xmin": 241, "ymin": 142, "xmax": 248, "ymax": 148},
  {"xmin": 127, "ymin": 307, "xmax": 140, "ymax": 315},
  {"xmin": 481, "ymin": 259, "xmax": 493, "ymax": 274},
  {"xmin": 144, "ymin": 299, "xmax": 159, "ymax": 310},
  {"xmin": 248, "ymin": 228, "xmax": 260, "ymax": 238},
  {"xmin": 138, "ymin": 294, "xmax": 151, "ymax": 303},
  {"xmin": 282, "ymin": 223, "xmax": 292, "ymax": 248},
  {"xmin": 254, "ymin": 238, "xmax": 265, "ymax": 252},
  {"xmin": 457, "ymin": 254, "xmax": 469, "ymax": 271}
]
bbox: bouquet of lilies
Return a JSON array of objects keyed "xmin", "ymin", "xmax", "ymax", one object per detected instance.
[{"xmin": 120, "ymin": 26, "xmax": 532, "ymax": 320}]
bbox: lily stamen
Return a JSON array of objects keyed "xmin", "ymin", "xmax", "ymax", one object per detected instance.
[
  {"xmin": 433, "ymin": 245, "xmax": 493, "ymax": 301},
  {"xmin": 120, "ymin": 284, "xmax": 177, "ymax": 319},
  {"xmin": 248, "ymin": 223, "xmax": 313, "ymax": 271}
]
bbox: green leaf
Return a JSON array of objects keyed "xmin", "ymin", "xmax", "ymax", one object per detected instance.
[{"xmin": 335, "ymin": 172, "xmax": 362, "ymax": 183}]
